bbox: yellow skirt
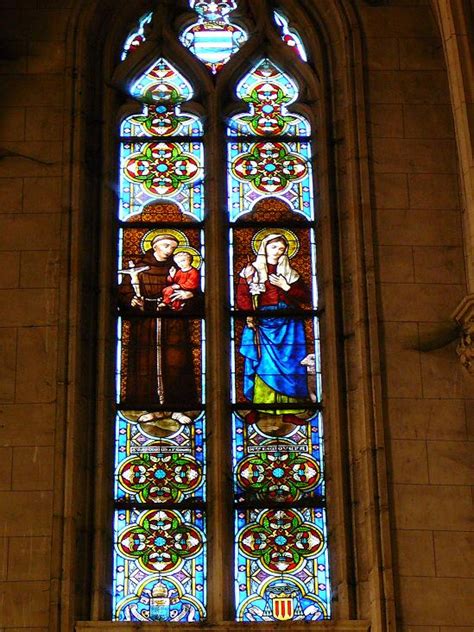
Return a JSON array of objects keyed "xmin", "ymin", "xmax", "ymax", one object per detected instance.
[{"xmin": 254, "ymin": 375, "xmax": 305, "ymax": 415}]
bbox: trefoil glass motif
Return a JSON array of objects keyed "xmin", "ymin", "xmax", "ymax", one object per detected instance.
[
  {"xmin": 228, "ymin": 59, "xmax": 331, "ymax": 622},
  {"xmin": 274, "ymin": 10, "xmax": 308, "ymax": 62},
  {"xmin": 121, "ymin": 12, "xmax": 153, "ymax": 61},
  {"xmin": 180, "ymin": 1, "xmax": 248, "ymax": 74},
  {"xmin": 114, "ymin": 55, "xmax": 207, "ymax": 622}
]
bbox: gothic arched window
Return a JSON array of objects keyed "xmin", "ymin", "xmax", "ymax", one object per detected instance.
[
  {"xmin": 66, "ymin": 2, "xmax": 396, "ymax": 630},
  {"xmin": 111, "ymin": 1, "xmax": 330, "ymax": 624}
]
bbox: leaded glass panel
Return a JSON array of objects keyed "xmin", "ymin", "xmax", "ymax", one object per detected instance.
[
  {"xmin": 228, "ymin": 58, "xmax": 330, "ymax": 622},
  {"xmin": 274, "ymin": 10, "xmax": 308, "ymax": 61},
  {"xmin": 113, "ymin": 509, "xmax": 206, "ymax": 621},
  {"xmin": 180, "ymin": 0, "xmax": 248, "ymax": 74},
  {"xmin": 115, "ymin": 410, "xmax": 206, "ymax": 505},
  {"xmin": 114, "ymin": 52, "xmax": 207, "ymax": 622},
  {"xmin": 235, "ymin": 508, "xmax": 330, "ymax": 622},
  {"xmin": 120, "ymin": 141, "xmax": 204, "ymax": 221},
  {"xmin": 231, "ymin": 315, "xmax": 321, "ymax": 409},
  {"xmin": 228, "ymin": 59, "xmax": 310, "ymax": 137},
  {"xmin": 228, "ymin": 141, "xmax": 313, "ymax": 222},
  {"xmin": 232, "ymin": 411, "xmax": 325, "ymax": 503},
  {"xmin": 121, "ymin": 12, "xmax": 153, "ymax": 61}
]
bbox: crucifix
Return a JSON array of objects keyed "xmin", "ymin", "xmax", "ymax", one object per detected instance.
[{"xmin": 118, "ymin": 260, "xmax": 150, "ymax": 298}]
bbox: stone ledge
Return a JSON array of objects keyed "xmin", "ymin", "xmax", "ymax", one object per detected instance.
[{"xmin": 76, "ymin": 621, "xmax": 370, "ymax": 632}]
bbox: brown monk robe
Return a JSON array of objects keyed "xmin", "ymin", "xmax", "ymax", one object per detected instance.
[{"xmin": 118, "ymin": 236, "xmax": 201, "ymax": 408}]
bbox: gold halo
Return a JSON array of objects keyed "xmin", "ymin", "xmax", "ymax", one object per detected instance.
[
  {"xmin": 251, "ymin": 228, "xmax": 300, "ymax": 259},
  {"xmin": 172, "ymin": 246, "xmax": 203, "ymax": 270},
  {"xmin": 141, "ymin": 228, "xmax": 188, "ymax": 254}
]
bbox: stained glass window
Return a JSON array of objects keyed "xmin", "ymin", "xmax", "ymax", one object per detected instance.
[
  {"xmin": 274, "ymin": 10, "xmax": 308, "ymax": 62},
  {"xmin": 121, "ymin": 12, "xmax": 153, "ymax": 61},
  {"xmin": 228, "ymin": 59, "xmax": 331, "ymax": 622},
  {"xmin": 180, "ymin": 0, "xmax": 248, "ymax": 74},
  {"xmin": 114, "ymin": 55, "xmax": 207, "ymax": 622},
  {"xmin": 114, "ymin": 2, "xmax": 330, "ymax": 624}
]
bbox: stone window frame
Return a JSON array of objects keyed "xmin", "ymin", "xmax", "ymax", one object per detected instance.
[{"xmin": 53, "ymin": 1, "xmax": 396, "ymax": 630}]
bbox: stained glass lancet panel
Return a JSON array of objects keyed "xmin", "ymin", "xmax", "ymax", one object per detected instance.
[
  {"xmin": 113, "ymin": 56, "xmax": 207, "ymax": 622},
  {"xmin": 227, "ymin": 59, "xmax": 331, "ymax": 622},
  {"xmin": 180, "ymin": 0, "xmax": 248, "ymax": 74}
]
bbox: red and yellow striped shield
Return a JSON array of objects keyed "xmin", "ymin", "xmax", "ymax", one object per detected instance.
[{"xmin": 273, "ymin": 597, "xmax": 294, "ymax": 621}]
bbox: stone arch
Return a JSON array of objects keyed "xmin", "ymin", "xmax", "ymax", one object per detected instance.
[{"xmin": 55, "ymin": 2, "xmax": 395, "ymax": 629}]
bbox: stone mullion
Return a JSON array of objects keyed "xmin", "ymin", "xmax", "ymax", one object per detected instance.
[
  {"xmin": 432, "ymin": 0, "xmax": 474, "ymax": 372},
  {"xmin": 204, "ymin": 93, "xmax": 234, "ymax": 622},
  {"xmin": 433, "ymin": 0, "xmax": 474, "ymax": 290}
]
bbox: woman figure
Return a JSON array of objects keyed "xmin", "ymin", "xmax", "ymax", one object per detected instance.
[{"xmin": 237, "ymin": 232, "xmax": 310, "ymax": 425}]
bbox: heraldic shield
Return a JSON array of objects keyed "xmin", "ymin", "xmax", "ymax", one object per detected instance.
[
  {"xmin": 263, "ymin": 580, "xmax": 303, "ymax": 622},
  {"xmin": 273, "ymin": 596, "xmax": 294, "ymax": 621}
]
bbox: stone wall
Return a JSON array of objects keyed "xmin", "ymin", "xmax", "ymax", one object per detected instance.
[
  {"xmin": 0, "ymin": 0, "xmax": 472, "ymax": 630},
  {"xmin": 0, "ymin": 0, "xmax": 68, "ymax": 629},
  {"xmin": 361, "ymin": 1, "xmax": 474, "ymax": 630}
]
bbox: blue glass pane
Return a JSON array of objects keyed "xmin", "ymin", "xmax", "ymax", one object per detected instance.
[
  {"xmin": 121, "ymin": 12, "xmax": 153, "ymax": 61},
  {"xmin": 114, "ymin": 509, "xmax": 207, "ymax": 621},
  {"xmin": 228, "ymin": 59, "xmax": 310, "ymax": 137},
  {"xmin": 180, "ymin": 0, "xmax": 248, "ymax": 74},
  {"xmin": 115, "ymin": 411, "xmax": 206, "ymax": 505},
  {"xmin": 235, "ymin": 507, "xmax": 330, "ymax": 621}
]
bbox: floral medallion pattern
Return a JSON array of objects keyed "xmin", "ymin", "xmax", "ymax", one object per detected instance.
[
  {"xmin": 238, "ymin": 509, "xmax": 324, "ymax": 573},
  {"xmin": 232, "ymin": 142, "xmax": 308, "ymax": 194},
  {"xmin": 239, "ymin": 81, "xmax": 299, "ymax": 136},
  {"xmin": 124, "ymin": 143, "xmax": 201, "ymax": 196},
  {"xmin": 129, "ymin": 103, "xmax": 198, "ymax": 137},
  {"xmin": 229, "ymin": 59, "xmax": 310, "ymax": 137},
  {"xmin": 118, "ymin": 452, "xmax": 203, "ymax": 503},
  {"xmin": 117, "ymin": 510, "xmax": 204, "ymax": 574},
  {"xmin": 236, "ymin": 447, "xmax": 320, "ymax": 502}
]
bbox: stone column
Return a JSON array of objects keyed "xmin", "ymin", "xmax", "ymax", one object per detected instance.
[{"xmin": 433, "ymin": 0, "xmax": 474, "ymax": 370}]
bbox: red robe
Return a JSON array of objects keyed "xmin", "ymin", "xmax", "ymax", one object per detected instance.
[
  {"xmin": 236, "ymin": 263, "xmax": 308, "ymax": 310},
  {"xmin": 162, "ymin": 267, "xmax": 200, "ymax": 311}
]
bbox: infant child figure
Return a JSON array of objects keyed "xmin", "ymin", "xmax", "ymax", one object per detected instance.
[{"xmin": 160, "ymin": 251, "xmax": 200, "ymax": 311}]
